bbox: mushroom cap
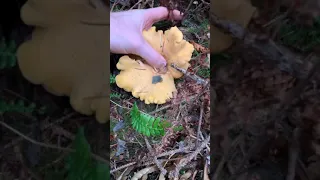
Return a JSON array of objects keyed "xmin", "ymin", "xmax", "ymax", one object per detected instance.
[
  {"xmin": 116, "ymin": 56, "xmax": 177, "ymax": 104},
  {"xmin": 115, "ymin": 26, "xmax": 194, "ymax": 104},
  {"xmin": 20, "ymin": 0, "xmax": 106, "ymax": 27},
  {"xmin": 17, "ymin": 0, "xmax": 110, "ymax": 123},
  {"xmin": 143, "ymin": 26, "xmax": 194, "ymax": 78},
  {"xmin": 210, "ymin": 0, "xmax": 256, "ymax": 53}
]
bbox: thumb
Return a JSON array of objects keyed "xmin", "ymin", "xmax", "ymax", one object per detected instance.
[
  {"xmin": 135, "ymin": 40, "xmax": 167, "ymax": 69},
  {"xmin": 145, "ymin": 7, "xmax": 184, "ymax": 23}
]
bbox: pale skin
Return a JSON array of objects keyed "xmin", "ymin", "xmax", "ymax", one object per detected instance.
[{"xmin": 110, "ymin": 7, "xmax": 183, "ymax": 72}]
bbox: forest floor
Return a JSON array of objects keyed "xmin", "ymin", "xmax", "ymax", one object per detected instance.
[
  {"xmin": 1, "ymin": 0, "xmax": 320, "ymax": 180},
  {"xmin": 211, "ymin": 0, "xmax": 320, "ymax": 180},
  {"xmin": 110, "ymin": 0, "xmax": 210, "ymax": 179}
]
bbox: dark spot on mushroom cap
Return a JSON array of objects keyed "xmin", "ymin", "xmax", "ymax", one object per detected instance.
[{"xmin": 152, "ymin": 75, "xmax": 163, "ymax": 84}]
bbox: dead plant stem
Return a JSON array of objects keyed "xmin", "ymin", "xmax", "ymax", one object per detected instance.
[
  {"xmin": 156, "ymin": 145, "xmax": 193, "ymax": 158},
  {"xmin": 111, "ymin": 0, "xmax": 119, "ymax": 12},
  {"xmin": 2, "ymin": 113, "xmax": 76, "ymax": 152},
  {"xmin": 149, "ymin": 104, "xmax": 172, "ymax": 115},
  {"xmin": 144, "ymin": 137, "xmax": 167, "ymax": 175},
  {"xmin": 111, "ymin": 162, "xmax": 137, "ymax": 174},
  {"xmin": 130, "ymin": 0, "xmax": 143, "ymax": 10},
  {"xmin": 171, "ymin": 63, "xmax": 208, "ymax": 85},
  {"xmin": 196, "ymin": 102, "xmax": 204, "ymax": 148},
  {"xmin": 173, "ymin": 136, "xmax": 210, "ymax": 180}
]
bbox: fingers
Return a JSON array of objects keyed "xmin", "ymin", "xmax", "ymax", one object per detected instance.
[
  {"xmin": 144, "ymin": 6, "xmax": 183, "ymax": 24},
  {"xmin": 135, "ymin": 40, "xmax": 167, "ymax": 69}
]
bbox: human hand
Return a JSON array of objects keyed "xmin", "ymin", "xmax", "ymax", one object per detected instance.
[{"xmin": 110, "ymin": 7, "xmax": 183, "ymax": 70}]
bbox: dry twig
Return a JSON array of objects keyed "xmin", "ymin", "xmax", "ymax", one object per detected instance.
[
  {"xmin": 171, "ymin": 63, "xmax": 208, "ymax": 85},
  {"xmin": 144, "ymin": 137, "xmax": 167, "ymax": 175},
  {"xmin": 196, "ymin": 102, "xmax": 204, "ymax": 147},
  {"xmin": 130, "ymin": 0, "xmax": 143, "ymax": 9},
  {"xmin": 1, "ymin": 113, "xmax": 76, "ymax": 152},
  {"xmin": 111, "ymin": 0, "xmax": 119, "ymax": 12},
  {"xmin": 0, "ymin": 119, "xmax": 109, "ymax": 164},
  {"xmin": 111, "ymin": 162, "xmax": 137, "ymax": 174},
  {"xmin": 157, "ymin": 145, "xmax": 193, "ymax": 158},
  {"xmin": 172, "ymin": 136, "xmax": 210, "ymax": 180}
]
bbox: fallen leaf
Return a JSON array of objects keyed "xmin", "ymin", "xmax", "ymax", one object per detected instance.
[
  {"xmin": 113, "ymin": 120, "xmax": 125, "ymax": 133},
  {"xmin": 190, "ymin": 41, "xmax": 210, "ymax": 53},
  {"xmin": 116, "ymin": 138, "xmax": 126, "ymax": 156}
]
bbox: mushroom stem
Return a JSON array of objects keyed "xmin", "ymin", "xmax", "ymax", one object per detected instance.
[{"xmin": 170, "ymin": 63, "xmax": 208, "ymax": 85}]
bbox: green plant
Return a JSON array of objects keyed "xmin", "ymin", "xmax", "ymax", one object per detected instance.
[
  {"xmin": 0, "ymin": 99, "xmax": 46, "ymax": 114},
  {"xmin": 197, "ymin": 67, "xmax": 210, "ymax": 78},
  {"xmin": 279, "ymin": 17, "xmax": 320, "ymax": 52},
  {"xmin": 173, "ymin": 125, "xmax": 184, "ymax": 132},
  {"xmin": 130, "ymin": 103, "xmax": 172, "ymax": 137},
  {"xmin": 0, "ymin": 38, "xmax": 17, "ymax": 69},
  {"xmin": 110, "ymin": 74, "xmax": 116, "ymax": 84},
  {"xmin": 110, "ymin": 92, "xmax": 122, "ymax": 99},
  {"xmin": 65, "ymin": 127, "xmax": 109, "ymax": 180},
  {"xmin": 185, "ymin": 19, "xmax": 209, "ymax": 35}
]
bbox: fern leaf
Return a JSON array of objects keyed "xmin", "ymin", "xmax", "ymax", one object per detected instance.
[
  {"xmin": 110, "ymin": 92, "xmax": 122, "ymax": 99},
  {"xmin": 110, "ymin": 74, "xmax": 116, "ymax": 84},
  {"xmin": 0, "ymin": 99, "xmax": 45, "ymax": 114},
  {"xmin": 66, "ymin": 127, "xmax": 110, "ymax": 180},
  {"xmin": 130, "ymin": 103, "xmax": 168, "ymax": 137},
  {"xmin": 0, "ymin": 38, "xmax": 17, "ymax": 69}
]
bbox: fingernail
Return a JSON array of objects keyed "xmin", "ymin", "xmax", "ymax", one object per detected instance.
[
  {"xmin": 160, "ymin": 60, "xmax": 167, "ymax": 67},
  {"xmin": 157, "ymin": 60, "xmax": 167, "ymax": 74},
  {"xmin": 158, "ymin": 65, "xmax": 168, "ymax": 74},
  {"xmin": 159, "ymin": 61, "xmax": 167, "ymax": 69}
]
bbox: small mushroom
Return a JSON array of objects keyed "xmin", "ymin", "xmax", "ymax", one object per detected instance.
[
  {"xmin": 115, "ymin": 26, "xmax": 194, "ymax": 104},
  {"xmin": 17, "ymin": 0, "xmax": 110, "ymax": 123}
]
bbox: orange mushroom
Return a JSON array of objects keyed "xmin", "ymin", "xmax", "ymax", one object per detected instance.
[
  {"xmin": 17, "ymin": 0, "xmax": 110, "ymax": 123},
  {"xmin": 210, "ymin": 0, "xmax": 257, "ymax": 53},
  {"xmin": 115, "ymin": 26, "xmax": 194, "ymax": 104}
]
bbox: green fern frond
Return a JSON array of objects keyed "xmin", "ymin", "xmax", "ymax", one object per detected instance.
[
  {"xmin": 197, "ymin": 67, "xmax": 210, "ymax": 78},
  {"xmin": 0, "ymin": 99, "xmax": 46, "ymax": 115},
  {"xmin": 110, "ymin": 92, "xmax": 122, "ymax": 99},
  {"xmin": 66, "ymin": 127, "xmax": 109, "ymax": 180},
  {"xmin": 130, "ymin": 103, "xmax": 170, "ymax": 137},
  {"xmin": 0, "ymin": 38, "xmax": 17, "ymax": 69},
  {"xmin": 110, "ymin": 74, "xmax": 116, "ymax": 84}
]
